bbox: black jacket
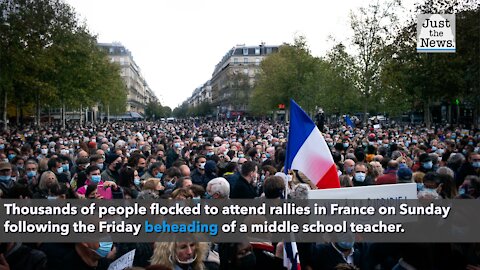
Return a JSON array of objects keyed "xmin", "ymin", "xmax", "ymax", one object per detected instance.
[{"xmin": 230, "ymin": 175, "xmax": 257, "ymax": 199}]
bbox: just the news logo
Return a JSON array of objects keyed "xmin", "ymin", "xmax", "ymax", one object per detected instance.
[{"xmin": 417, "ymin": 14, "xmax": 456, "ymax": 53}]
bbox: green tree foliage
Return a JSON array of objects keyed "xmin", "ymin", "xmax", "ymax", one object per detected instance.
[
  {"xmin": 173, "ymin": 102, "xmax": 189, "ymax": 118},
  {"xmin": 349, "ymin": 0, "xmax": 401, "ymax": 123},
  {"xmin": 145, "ymin": 101, "xmax": 172, "ymax": 120},
  {"xmin": 318, "ymin": 43, "xmax": 360, "ymax": 115},
  {"xmin": 0, "ymin": 0, "xmax": 127, "ymax": 127},
  {"xmin": 385, "ymin": 0, "xmax": 479, "ymax": 126},
  {"xmin": 251, "ymin": 36, "xmax": 320, "ymax": 116}
]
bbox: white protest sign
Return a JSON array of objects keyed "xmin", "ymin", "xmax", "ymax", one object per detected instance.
[
  {"xmin": 308, "ymin": 183, "xmax": 417, "ymax": 199},
  {"xmin": 373, "ymin": 124, "xmax": 381, "ymax": 129},
  {"xmin": 308, "ymin": 183, "xmax": 418, "ymax": 224},
  {"xmin": 108, "ymin": 249, "xmax": 135, "ymax": 270}
]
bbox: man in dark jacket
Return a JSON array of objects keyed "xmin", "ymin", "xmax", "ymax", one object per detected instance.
[
  {"xmin": 230, "ymin": 161, "xmax": 258, "ymax": 199},
  {"xmin": 456, "ymin": 152, "xmax": 480, "ymax": 187},
  {"xmin": 191, "ymin": 156, "xmax": 208, "ymax": 187}
]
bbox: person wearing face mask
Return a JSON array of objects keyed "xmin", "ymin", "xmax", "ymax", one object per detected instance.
[
  {"xmin": 191, "ymin": 156, "xmax": 209, "ymax": 187},
  {"xmin": 141, "ymin": 162, "xmax": 166, "ymax": 181},
  {"xmin": 230, "ymin": 161, "xmax": 258, "ymax": 199},
  {"xmin": 352, "ymin": 163, "xmax": 373, "ymax": 186},
  {"xmin": 455, "ymin": 152, "xmax": 480, "ymax": 187},
  {"xmin": 89, "ymin": 154, "xmax": 105, "ymax": 172},
  {"xmin": 311, "ymin": 239, "xmax": 364, "ymax": 270},
  {"xmin": 101, "ymin": 154, "xmax": 122, "ymax": 183},
  {"xmin": 47, "ymin": 157, "xmax": 70, "ymax": 184},
  {"xmin": 150, "ymin": 242, "xmax": 209, "ymax": 270},
  {"xmin": 117, "ymin": 165, "xmax": 141, "ymax": 199},
  {"xmin": 343, "ymin": 159, "xmax": 356, "ymax": 180},
  {"xmin": 77, "ymin": 165, "xmax": 104, "ymax": 197},
  {"xmin": 417, "ymin": 153, "xmax": 434, "ymax": 174},
  {"xmin": 33, "ymin": 171, "xmax": 60, "ymax": 199},
  {"xmin": 163, "ymin": 166, "xmax": 183, "ymax": 194},
  {"xmin": 0, "ymin": 162, "xmax": 14, "ymax": 198},
  {"xmin": 24, "ymin": 160, "xmax": 39, "ymax": 189},
  {"xmin": 39, "ymin": 242, "xmax": 113, "ymax": 270}
]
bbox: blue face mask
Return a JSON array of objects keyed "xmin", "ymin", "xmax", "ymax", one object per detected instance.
[
  {"xmin": 91, "ymin": 175, "xmax": 101, "ymax": 184},
  {"xmin": 62, "ymin": 164, "xmax": 69, "ymax": 172},
  {"xmin": 472, "ymin": 162, "xmax": 480, "ymax": 168},
  {"xmin": 0, "ymin": 144, "xmax": 4, "ymax": 150},
  {"xmin": 423, "ymin": 161, "xmax": 433, "ymax": 169},
  {"xmin": 95, "ymin": 242, "xmax": 113, "ymax": 258},
  {"xmin": 134, "ymin": 178, "xmax": 141, "ymax": 186},
  {"xmin": 27, "ymin": 171, "xmax": 37, "ymax": 178},
  {"xmin": 7, "ymin": 154, "xmax": 16, "ymax": 161},
  {"xmin": 97, "ymin": 163, "xmax": 104, "ymax": 170},
  {"xmin": 204, "ymin": 192, "xmax": 213, "ymax": 199},
  {"xmin": 417, "ymin": 183, "xmax": 424, "ymax": 191},
  {"xmin": 0, "ymin": 175, "xmax": 11, "ymax": 183},
  {"xmin": 343, "ymin": 143, "xmax": 349, "ymax": 148},
  {"xmin": 166, "ymin": 181, "xmax": 175, "ymax": 189},
  {"xmin": 337, "ymin": 242, "xmax": 354, "ymax": 250},
  {"xmin": 57, "ymin": 167, "xmax": 64, "ymax": 174},
  {"xmin": 156, "ymin": 172, "xmax": 163, "ymax": 178},
  {"xmin": 206, "ymin": 152, "xmax": 214, "ymax": 157}
]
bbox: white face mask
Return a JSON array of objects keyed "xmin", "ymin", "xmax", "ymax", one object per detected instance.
[
  {"xmin": 199, "ymin": 162, "xmax": 206, "ymax": 170},
  {"xmin": 175, "ymin": 254, "xmax": 197, "ymax": 265}
]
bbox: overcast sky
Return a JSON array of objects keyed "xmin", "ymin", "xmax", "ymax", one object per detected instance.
[{"xmin": 65, "ymin": 0, "xmax": 418, "ymax": 109}]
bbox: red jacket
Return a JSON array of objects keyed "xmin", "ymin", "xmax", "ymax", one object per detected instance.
[{"xmin": 376, "ymin": 170, "xmax": 397, "ymax": 185}]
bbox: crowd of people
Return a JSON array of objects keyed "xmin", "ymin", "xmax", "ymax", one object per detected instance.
[{"xmin": 0, "ymin": 118, "xmax": 479, "ymax": 270}]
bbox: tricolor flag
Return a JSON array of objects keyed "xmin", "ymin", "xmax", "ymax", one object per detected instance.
[
  {"xmin": 284, "ymin": 242, "xmax": 301, "ymax": 270},
  {"xmin": 285, "ymin": 99, "xmax": 340, "ymax": 189}
]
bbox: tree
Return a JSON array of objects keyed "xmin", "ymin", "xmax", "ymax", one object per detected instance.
[
  {"xmin": 251, "ymin": 36, "xmax": 320, "ymax": 117},
  {"xmin": 350, "ymin": 0, "xmax": 401, "ymax": 123},
  {"xmin": 318, "ymin": 43, "xmax": 360, "ymax": 115},
  {"xmin": 386, "ymin": 0, "xmax": 479, "ymax": 127},
  {"xmin": 0, "ymin": 0, "xmax": 127, "ymax": 127}
]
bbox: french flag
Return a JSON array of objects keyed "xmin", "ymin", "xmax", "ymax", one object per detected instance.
[
  {"xmin": 285, "ymin": 99, "xmax": 340, "ymax": 189},
  {"xmin": 284, "ymin": 242, "xmax": 301, "ymax": 270}
]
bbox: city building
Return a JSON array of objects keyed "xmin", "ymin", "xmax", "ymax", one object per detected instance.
[
  {"xmin": 98, "ymin": 42, "xmax": 158, "ymax": 115},
  {"xmin": 185, "ymin": 43, "xmax": 279, "ymax": 118},
  {"xmin": 187, "ymin": 81, "xmax": 212, "ymax": 108}
]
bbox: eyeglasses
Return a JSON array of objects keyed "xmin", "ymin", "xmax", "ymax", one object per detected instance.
[{"xmin": 355, "ymin": 171, "xmax": 366, "ymax": 173}]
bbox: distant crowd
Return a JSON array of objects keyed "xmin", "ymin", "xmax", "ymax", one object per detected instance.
[{"xmin": 0, "ymin": 119, "xmax": 479, "ymax": 270}]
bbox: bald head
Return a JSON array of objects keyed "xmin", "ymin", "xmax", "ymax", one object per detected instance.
[
  {"xmin": 179, "ymin": 164, "xmax": 190, "ymax": 177},
  {"xmin": 387, "ymin": 160, "xmax": 399, "ymax": 170}
]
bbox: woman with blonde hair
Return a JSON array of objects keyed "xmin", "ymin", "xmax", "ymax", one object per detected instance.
[
  {"xmin": 33, "ymin": 171, "xmax": 60, "ymax": 199},
  {"xmin": 150, "ymin": 242, "xmax": 208, "ymax": 270}
]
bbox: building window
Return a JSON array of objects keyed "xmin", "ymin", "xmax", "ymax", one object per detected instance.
[
  {"xmin": 243, "ymin": 48, "xmax": 248, "ymax": 55},
  {"xmin": 234, "ymin": 58, "xmax": 238, "ymax": 64},
  {"xmin": 255, "ymin": 47, "xmax": 260, "ymax": 55},
  {"xmin": 255, "ymin": 58, "xmax": 260, "ymax": 65},
  {"xmin": 244, "ymin": 68, "xmax": 248, "ymax": 75},
  {"xmin": 119, "ymin": 58, "xmax": 124, "ymax": 64},
  {"xmin": 109, "ymin": 48, "xmax": 114, "ymax": 54},
  {"xmin": 266, "ymin": 47, "xmax": 272, "ymax": 54},
  {"xmin": 244, "ymin": 58, "xmax": 248, "ymax": 64}
]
